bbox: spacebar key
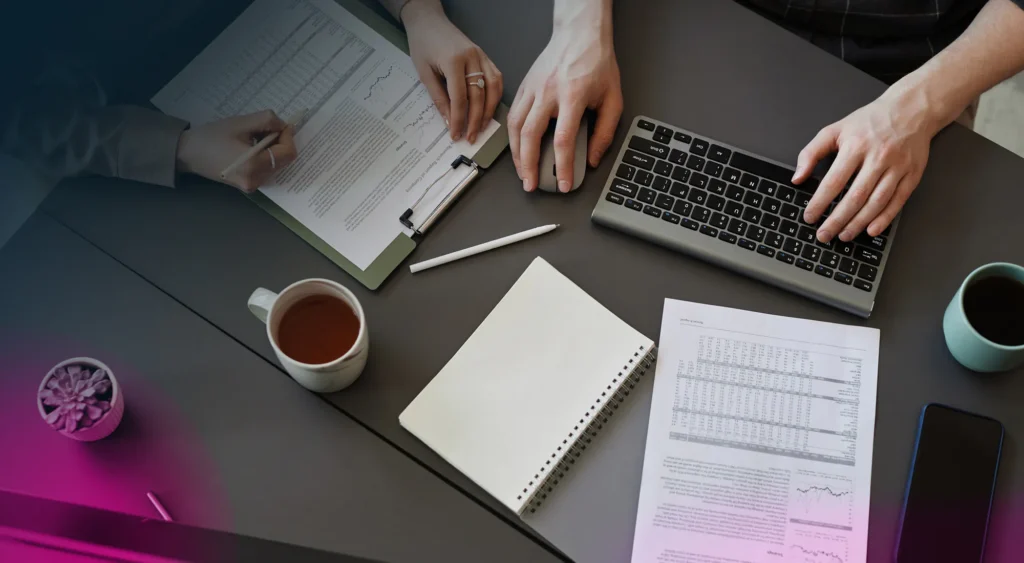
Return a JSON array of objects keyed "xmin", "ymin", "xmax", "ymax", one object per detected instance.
[{"xmin": 729, "ymin": 152, "xmax": 794, "ymax": 186}]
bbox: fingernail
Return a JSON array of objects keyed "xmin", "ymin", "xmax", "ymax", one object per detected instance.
[
  {"xmin": 453, "ymin": 133, "xmax": 462, "ymax": 141},
  {"xmin": 817, "ymin": 229, "xmax": 831, "ymax": 242},
  {"xmin": 523, "ymin": 179, "xmax": 532, "ymax": 192},
  {"xmin": 444, "ymin": 118, "xmax": 450, "ymax": 128},
  {"xmin": 558, "ymin": 180, "xmax": 570, "ymax": 193},
  {"xmin": 839, "ymin": 230, "xmax": 853, "ymax": 242},
  {"xmin": 791, "ymin": 167, "xmax": 802, "ymax": 182}
]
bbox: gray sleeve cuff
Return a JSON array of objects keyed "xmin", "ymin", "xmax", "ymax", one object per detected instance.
[{"xmin": 108, "ymin": 106, "xmax": 189, "ymax": 187}]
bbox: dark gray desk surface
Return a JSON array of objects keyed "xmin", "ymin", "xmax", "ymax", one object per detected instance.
[
  {"xmin": 37, "ymin": 0, "xmax": 1024, "ymax": 560},
  {"xmin": 0, "ymin": 216, "xmax": 558, "ymax": 563}
]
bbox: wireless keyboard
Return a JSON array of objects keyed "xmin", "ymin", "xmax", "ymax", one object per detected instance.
[{"xmin": 591, "ymin": 116, "xmax": 898, "ymax": 317}]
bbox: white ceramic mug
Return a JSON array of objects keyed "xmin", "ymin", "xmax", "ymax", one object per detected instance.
[{"xmin": 247, "ymin": 279, "xmax": 368, "ymax": 393}]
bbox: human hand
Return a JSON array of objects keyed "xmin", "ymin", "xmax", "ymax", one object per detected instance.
[
  {"xmin": 402, "ymin": 0, "xmax": 503, "ymax": 144},
  {"xmin": 795, "ymin": 90, "xmax": 942, "ymax": 243},
  {"xmin": 508, "ymin": 1, "xmax": 622, "ymax": 193},
  {"xmin": 176, "ymin": 110, "xmax": 298, "ymax": 193}
]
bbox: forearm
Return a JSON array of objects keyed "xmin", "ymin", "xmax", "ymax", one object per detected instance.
[
  {"xmin": 553, "ymin": 0, "xmax": 613, "ymax": 38},
  {"xmin": 377, "ymin": 0, "xmax": 443, "ymax": 24},
  {"xmin": 884, "ymin": 0, "xmax": 1024, "ymax": 135}
]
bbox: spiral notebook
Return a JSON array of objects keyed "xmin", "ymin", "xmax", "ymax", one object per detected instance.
[{"xmin": 399, "ymin": 257, "xmax": 657, "ymax": 516}]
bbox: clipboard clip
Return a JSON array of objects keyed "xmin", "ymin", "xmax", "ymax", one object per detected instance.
[{"xmin": 400, "ymin": 155, "xmax": 480, "ymax": 236}]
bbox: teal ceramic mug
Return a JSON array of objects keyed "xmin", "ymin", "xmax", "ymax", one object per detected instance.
[{"xmin": 943, "ymin": 262, "xmax": 1024, "ymax": 372}]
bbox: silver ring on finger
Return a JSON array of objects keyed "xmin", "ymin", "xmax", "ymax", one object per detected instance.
[
  {"xmin": 466, "ymin": 76, "xmax": 485, "ymax": 89},
  {"xmin": 267, "ymin": 148, "xmax": 276, "ymax": 170}
]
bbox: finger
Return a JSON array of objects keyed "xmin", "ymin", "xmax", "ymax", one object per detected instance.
[
  {"xmin": 444, "ymin": 58, "xmax": 468, "ymax": 141},
  {"xmin": 804, "ymin": 145, "xmax": 862, "ymax": 229},
  {"xmin": 417, "ymin": 61, "xmax": 451, "ymax": 126},
  {"xmin": 271, "ymin": 125, "xmax": 299, "ymax": 168},
  {"xmin": 553, "ymin": 100, "xmax": 586, "ymax": 192},
  {"xmin": 235, "ymin": 109, "xmax": 286, "ymax": 137},
  {"xmin": 519, "ymin": 98, "xmax": 555, "ymax": 192},
  {"xmin": 482, "ymin": 59, "xmax": 503, "ymax": 125},
  {"xmin": 507, "ymin": 90, "xmax": 534, "ymax": 180},
  {"xmin": 819, "ymin": 158, "xmax": 883, "ymax": 243},
  {"xmin": 868, "ymin": 171, "xmax": 919, "ymax": 236},
  {"xmin": 464, "ymin": 55, "xmax": 485, "ymax": 144},
  {"xmin": 589, "ymin": 88, "xmax": 623, "ymax": 167},
  {"xmin": 793, "ymin": 125, "xmax": 838, "ymax": 185},
  {"xmin": 838, "ymin": 169, "xmax": 901, "ymax": 242}
]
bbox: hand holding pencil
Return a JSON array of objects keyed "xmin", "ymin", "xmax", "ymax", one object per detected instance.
[{"xmin": 175, "ymin": 109, "xmax": 302, "ymax": 193}]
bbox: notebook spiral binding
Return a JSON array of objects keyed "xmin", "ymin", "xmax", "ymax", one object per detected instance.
[{"xmin": 519, "ymin": 343, "xmax": 658, "ymax": 514}]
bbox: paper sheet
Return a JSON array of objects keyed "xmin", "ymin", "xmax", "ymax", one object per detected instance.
[
  {"xmin": 152, "ymin": 0, "xmax": 498, "ymax": 270},
  {"xmin": 632, "ymin": 300, "xmax": 879, "ymax": 563}
]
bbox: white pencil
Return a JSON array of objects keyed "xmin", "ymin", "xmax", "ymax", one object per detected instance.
[
  {"xmin": 410, "ymin": 224, "xmax": 559, "ymax": 274},
  {"xmin": 219, "ymin": 109, "xmax": 308, "ymax": 180}
]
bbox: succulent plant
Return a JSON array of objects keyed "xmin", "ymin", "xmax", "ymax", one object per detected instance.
[{"xmin": 39, "ymin": 364, "xmax": 113, "ymax": 433}]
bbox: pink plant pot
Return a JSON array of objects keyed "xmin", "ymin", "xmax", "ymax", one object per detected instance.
[{"xmin": 37, "ymin": 357, "xmax": 124, "ymax": 442}]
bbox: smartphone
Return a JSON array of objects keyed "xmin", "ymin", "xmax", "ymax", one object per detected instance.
[{"xmin": 895, "ymin": 403, "xmax": 1004, "ymax": 563}]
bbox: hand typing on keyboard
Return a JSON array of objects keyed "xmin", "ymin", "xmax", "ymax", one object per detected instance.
[{"xmin": 508, "ymin": 0, "xmax": 623, "ymax": 194}]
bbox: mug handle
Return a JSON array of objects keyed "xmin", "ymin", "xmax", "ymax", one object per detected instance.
[{"xmin": 247, "ymin": 288, "xmax": 279, "ymax": 324}]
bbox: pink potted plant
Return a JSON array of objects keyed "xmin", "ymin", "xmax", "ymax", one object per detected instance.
[{"xmin": 37, "ymin": 358, "xmax": 124, "ymax": 441}]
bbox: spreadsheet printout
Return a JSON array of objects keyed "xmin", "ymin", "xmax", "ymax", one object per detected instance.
[{"xmin": 631, "ymin": 300, "xmax": 879, "ymax": 563}]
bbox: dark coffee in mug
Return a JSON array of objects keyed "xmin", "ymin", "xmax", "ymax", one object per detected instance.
[
  {"xmin": 963, "ymin": 275, "xmax": 1024, "ymax": 346},
  {"xmin": 277, "ymin": 295, "xmax": 361, "ymax": 364}
]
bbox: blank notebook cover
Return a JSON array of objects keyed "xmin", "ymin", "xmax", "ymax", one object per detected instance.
[{"xmin": 399, "ymin": 257, "xmax": 656, "ymax": 515}]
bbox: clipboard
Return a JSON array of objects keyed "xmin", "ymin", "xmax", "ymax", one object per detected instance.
[{"xmin": 248, "ymin": 0, "xmax": 509, "ymax": 290}]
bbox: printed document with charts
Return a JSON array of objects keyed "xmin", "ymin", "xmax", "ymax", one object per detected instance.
[{"xmin": 631, "ymin": 300, "xmax": 879, "ymax": 563}]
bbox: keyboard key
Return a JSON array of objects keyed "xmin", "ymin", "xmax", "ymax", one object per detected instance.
[
  {"xmin": 638, "ymin": 187, "xmax": 656, "ymax": 204},
  {"xmin": 616, "ymin": 163, "xmax": 636, "ymax": 181},
  {"xmin": 816, "ymin": 238, "xmax": 835, "ymax": 250},
  {"xmin": 653, "ymin": 176, "xmax": 671, "ymax": 193},
  {"xmin": 687, "ymin": 188, "xmax": 708, "ymax": 205},
  {"xmin": 740, "ymin": 173, "xmax": 759, "ymax": 190},
  {"xmin": 623, "ymin": 150, "xmax": 655, "ymax": 170},
  {"xmin": 855, "ymin": 246, "xmax": 882, "ymax": 266},
  {"xmin": 656, "ymin": 125, "xmax": 673, "ymax": 138},
  {"xmin": 628, "ymin": 136, "xmax": 671, "ymax": 160},
  {"xmin": 674, "ymin": 131, "xmax": 693, "ymax": 143},
  {"xmin": 654, "ymin": 131, "xmax": 672, "ymax": 144},
  {"xmin": 854, "ymin": 279, "xmax": 873, "ymax": 292},
  {"xmin": 655, "ymin": 193, "xmax": 675, "ymax": 210},
  {"xmin": 662, "ymin": 211, "xmax": 681, "ymax": 225},
  {"xmin": 708, "ymin": 145, "xmax": 732, "ymax": 164},
  {"xmin": 708, "ymin": 179, "xmax": 727, "ymax": 195},
  {"xmin": 742, "ymin": 207, "xmax": 762, "ymax": 224},
  {"xmin": 729, "ymin": 151, "xmax": 795, "ymax": 185},
  {"xmin": 799, "ymin": 212, "xmax": 820, "ymax": 227},
  {"xmin": 776, "ymin": 251, "xmax": 795, "ymax": 265},
  {"xmin": 626, "ymin": 199, "xmax": 643, "ymax": 211},
  {"xmin": 654, "ymin": 160, "xmax": 674, "ymax": 177},
  {"xmin": 637, "ymin": 119, "xmax": 656, "ymax": 131},
  {"xmin": 700, "ymin": 224, "xmax": 718, "ymax": 237},
  {"xmin": 704, "ymin": 161, "xmax": 724, "ymax": 177},
  {"xmin": 681, "ymin": 218, "xmax": 699, "ymax": 231},
  {"xmin": 780, "ymin": 220, "xmax": 799, "ymax": 238},
  {"xmin": 738, "ymin": 238, "xmax": 757, "ymax": 251},
  {"xmin": 643, "ymin": 205, "xmax": 662, "ymax": 218},
  {"xmin": 856, "ymin": 233, "xmax": 888, "ymax": 251},
  {"xmin": 839, "ymin": 257, "xmax": 858, "ymax": 275},
  {"xmin": 670, "ymin": 182, "xmax": 689, "ymax": 199},
  {"xmin": 858, "ymin": 263, "xmax": 878, "ymax": 282},
  {"xmin": 725, "ymin": 201, "xmax": 744, "ymax": 218},
  {"xmin": 766, "ymin": 232, "xmax": 784, "ymax": 249},
  {"xmin": 795, "ymin": 192, "xmax": 812, "ymax": 208},
  {"xmin": 718, "ymin": 231, "xmax": 738, "ymax": 244},
  {"xmin": 686, "ymin": 154, "xmax": 706, "ymax": 172},
  {"xmin": 777, "ymin": 185, "xmax": 795, "ymax": 203},
  {"xmin": 606, "ymin": 192, "xmax": 624, "ymax": 205},
  {"xmin": 726, "ymin": 184, "xmax": 745, "ymax": 201},
  {"xmin": 801, "ymin": 245, "xmax": 822, "ymax": 262},
  {"xmin": 760, "ymin": 213, "xmax": 780, "ymax": 231},
  {"xmin": 669, "ymin": 149, "xmax": 688, "ymax": 166},
  {"xmin": 693, "ymin": 206, "xmax": 711, "ymax": 223},
  {"xmin": 723, "ymin": 168, "xmax": 742, "ymax": 184},
  {"xmin": 728, "ymin": 218, "xmax": 748, "ymax": 236},
  {"xmin": 821, "ymin": 251, "xmax": 840, "ymax": 269},
  {"xmin": 835, "ymin": 240, "xmax": 855, "ymax": 256},
  {"xmin": 815, "ymin": 265, "xmax": 834, "ymax": 278},
  {"xmin": 783, "ymin": 238, "xmax": 802, "ymax": 254},
  {"xmin": 689, "ymin": 173, "xmax": 709, "ymax": 189},
  {"xmin": 673, "ymin": 199, "xmax": 693, "ymax": 217},
  {"xmin": 672, "ymin": 166, "xmax": 691, "ymax": 183},
  {"xmin": 761, "ymin": 197, "xmax": 782, "ymax": 214},
  {"xmin": 797, "ymin": 226, "xmax": 816, "ymax": 244},
  {"xmin": 757, "ymin": 179, "xmax": 778, "ymax": 196},
  {"xmin": 746, "ymin": 225, "xmax": 766, "ymax": 242},
  {"xmin": 757, "ymin": 245, "xmax": 776, "ymax": 258},
  {"xmin": 636, "ymin": 170, "xmax": 654, "ymax": 187},
  {"xmin": 834, "ymin": 272, "xmax": 853, "ymax": 285},
  {"xmin": 707, "ymin": 195, "xmax": 725, "ymax": 212},
  {"xmin": 711, "ymin": 212, "xmax": 729, "ymax": 229},
  {"xmin": 743, "ymin": 191, "xmax": 763, "ymax": 207},
  {"xmin": 691, "ymin": 138, "xmax": 709, "ymax": 156},
  {"xmin": 610, "ymin": 179, "xmax": 639, "ymax": 198},
  {"xmin": 781, "ymin": 203, "xmax": 800, "ymax": 221}
]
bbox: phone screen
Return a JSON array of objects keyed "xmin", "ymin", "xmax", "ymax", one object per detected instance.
[{"xmin": 896, "ymin": 404, "xmax": 1004, "ymax": 563}]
